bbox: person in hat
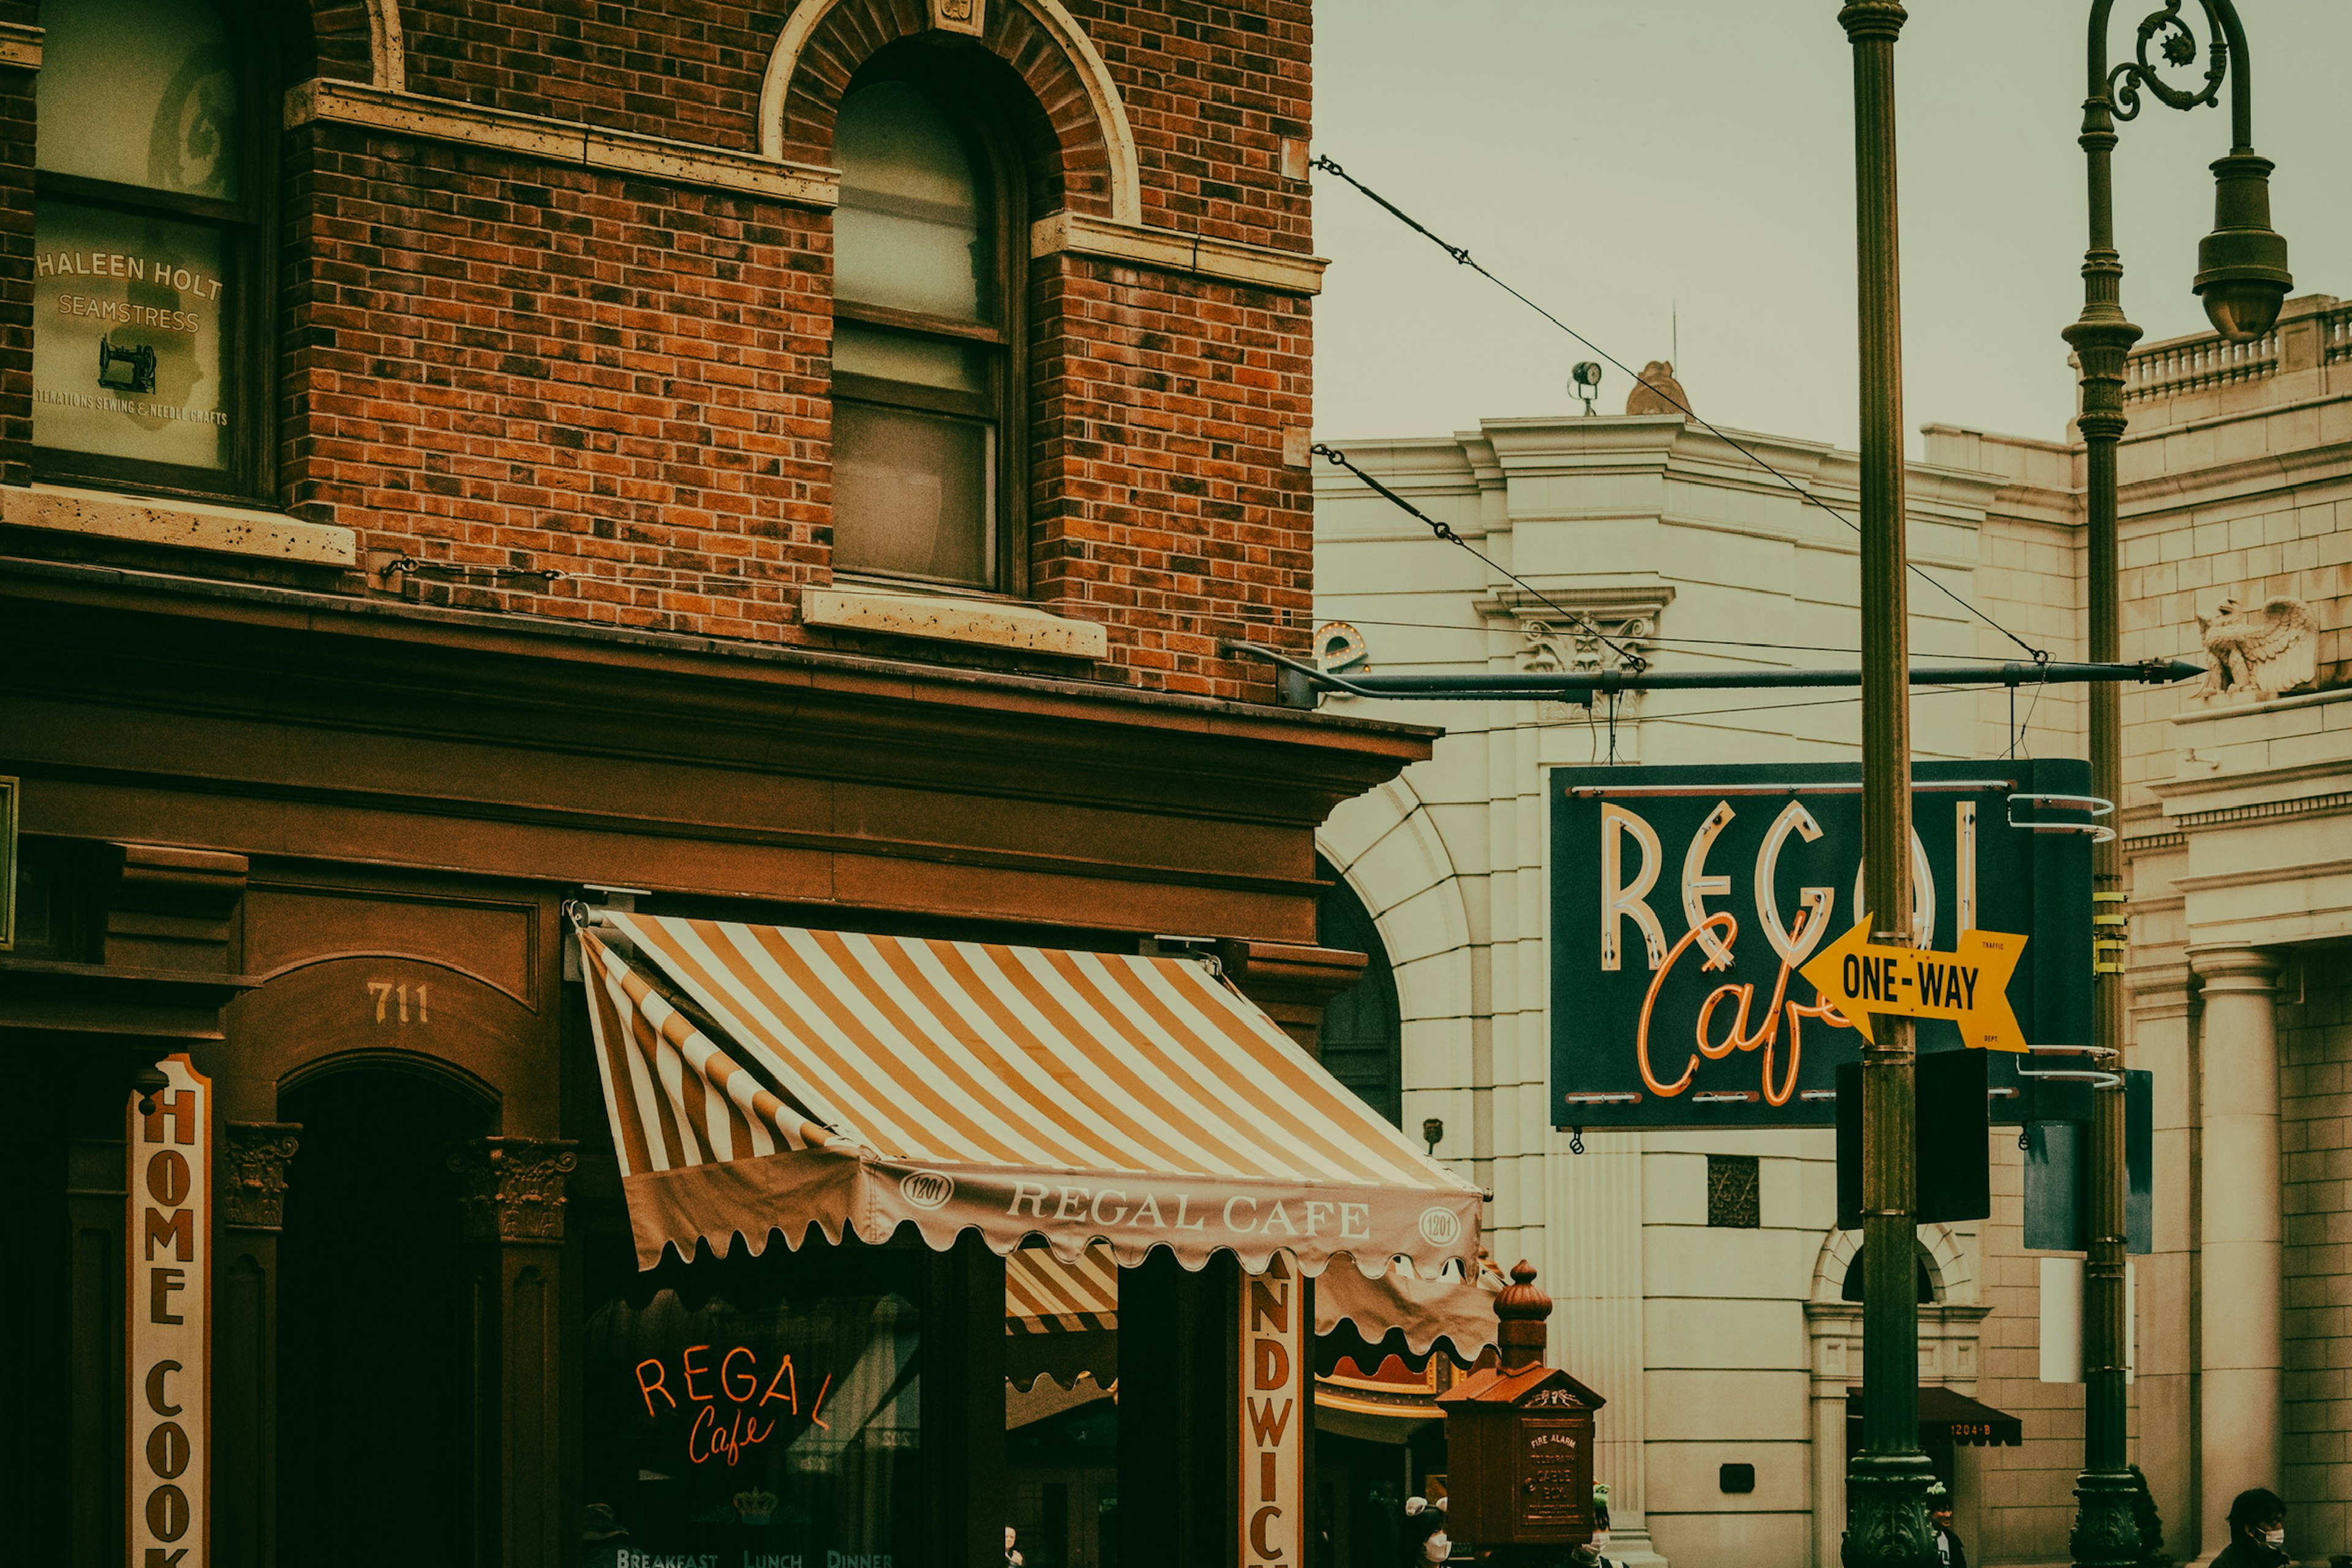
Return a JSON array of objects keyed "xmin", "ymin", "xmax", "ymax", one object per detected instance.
[
  {"xmin": 2212, "ymin": 1488, "xmax": 2289, "ymax": 1568},
  {"xmin": 581, "ymin": 1503, "xmax": 629, "ymax": 1568},
  {"xmin": 1928, "ymin": 1483, "xmax": 1967, "ymax": 1568},
  {"xmin": 1400, "ymin": 1496, "xmax": 1450, "ymax": 1567}
]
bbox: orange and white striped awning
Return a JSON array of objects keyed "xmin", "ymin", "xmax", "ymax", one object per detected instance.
[
  {"xmin": 1007, "ymin": 1245, "xmax": 1118, "ymax": 1335},
  {"xmin": 577, "ymin": 911, "xmax": 1482, "ymax": 1290}
]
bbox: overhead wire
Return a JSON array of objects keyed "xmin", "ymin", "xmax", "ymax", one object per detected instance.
[
  {"xmin": 1308, "ymin": 440, "xmax": 1653, "ymax": 673},
  {"xmin": 1310, "ymin": 153, "xmax": 2051, "ymax": 667}
]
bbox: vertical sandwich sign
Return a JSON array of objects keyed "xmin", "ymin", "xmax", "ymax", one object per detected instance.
[
  {"xmin": 1240, "ymin": 1253, "xmax": 1305, "ymax": 1567},
  {"xmin": 129, "ymin": 1055, "xmax": 208, "ymax": 1567}
]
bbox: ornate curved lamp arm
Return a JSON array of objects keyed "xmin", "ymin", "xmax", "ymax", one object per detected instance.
[
  {"xmin": 2089, "ymin": 0, "xmax": 2255, "ymax": 147},
  {"xmin": 2082, "ymin": 0, "xmax": 2286, "ymax": 345}
]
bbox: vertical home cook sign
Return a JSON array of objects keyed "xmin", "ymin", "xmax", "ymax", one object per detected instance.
[
  {"xmin": 1240, "ymin": 1254, "xmax": 1306, "ymax": 1567},
  {"xmin": 129, "ymin": 1055, "xmax": 208, "ymax": 1567}
]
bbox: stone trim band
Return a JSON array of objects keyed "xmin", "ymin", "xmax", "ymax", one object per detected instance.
[{"xmin": 284, "ymin": 79, "xmax": 842, "ymax": 209}]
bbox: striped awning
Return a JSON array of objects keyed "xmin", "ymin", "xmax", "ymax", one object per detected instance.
[
  {"xmin": 1007, "ymin": 1245, "xmax": 1118, "ymax": 1335},
  {"xmin": 578, "ymin": 913, "xmax": 1482, "ymax": 1286}
]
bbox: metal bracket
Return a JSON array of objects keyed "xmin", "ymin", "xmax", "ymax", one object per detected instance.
[
  {"xmin": 2016, "ymin": 1044, "xmax": 2122, "ymax": 1088},
  {"xmin": 2008, "ymin": 791, "xmax": 2117, "ymax": 843}
]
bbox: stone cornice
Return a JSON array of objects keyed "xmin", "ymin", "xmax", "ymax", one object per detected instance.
[
  {"xmin": 286, "ymin": 79, "xmax": 839, "ymax": 209},
  {"xmin": 0, "ymin": 21, "xmax": 39, "ymax": 70},
  {"xmin": 0, "ymin": 554, "xmax": 1430, "ymax": 759},
  {"xmin": 1031, "ymin": 210, "xmax": 1325, "ymax": 296},
  {"xmin": 3, "ymin": 483, "xmax": 354, "ymax": 567},
  {"xmin": 2173, "ymin": 855, "xmax": 2352, "ymax": 895}
]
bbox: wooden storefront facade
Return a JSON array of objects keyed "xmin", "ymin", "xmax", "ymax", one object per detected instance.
[{"xmin": 1, "ymin": 571, "xmax": 1430, "ymax": 1564}]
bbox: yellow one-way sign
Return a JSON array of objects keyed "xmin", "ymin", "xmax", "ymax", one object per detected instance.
[{"xmin": 1798, "ymin": 918, "xmax": 2029, "ymax": 1054}]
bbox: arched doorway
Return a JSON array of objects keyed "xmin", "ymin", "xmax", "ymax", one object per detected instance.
[{"xmin": 276, "ymin": 1068, "xmax": 492, "ymax": 1564}]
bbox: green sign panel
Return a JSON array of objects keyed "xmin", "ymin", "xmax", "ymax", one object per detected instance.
[{"xmin": 1551, "ymin": 759, "xmax": 2094, "ymax": 1129}]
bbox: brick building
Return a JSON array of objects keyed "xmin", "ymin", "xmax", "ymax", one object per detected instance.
[{"xmin": 0, "ymin": 4, "xmax": 1487, "ymax": 1565}]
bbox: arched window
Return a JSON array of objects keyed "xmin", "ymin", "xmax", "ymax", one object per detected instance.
[
  {"xmin": 33, "ymin": 0, "xmax": 270, "ymax": 499},
  {"xmin": 1841, "ymin": 1240, "xmax": 1939, "ymax": 1304},
  {"xmin": 830, "ymin": 75, "xmax": 1021, "ymax": 591},
  {"xmin": 1316, "ymin": 858, "xmax": 1404, "ymax": 1128}
]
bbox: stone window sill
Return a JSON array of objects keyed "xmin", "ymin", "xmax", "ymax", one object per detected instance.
[
  {"xmin": 800, "ymin": 585, "xmax": 1107, "ymax": 660},
  {"xmin": 1, "ymin": 484, "xmax": 355, "ymax": 566}
]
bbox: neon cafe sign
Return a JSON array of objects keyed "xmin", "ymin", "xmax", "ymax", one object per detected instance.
[
  {"xmin": 634, "ymin": 1344, "xmax": 834, "ymax": 1468},
  {"xmin": 1550, "ymin": 761, "xmax": 2093, "ymax": 1130}
]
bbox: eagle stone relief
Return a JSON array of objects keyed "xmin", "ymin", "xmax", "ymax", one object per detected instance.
[{"xmin": 2193, "ymin": 594, "xmax": 2318, "ymax": 702}]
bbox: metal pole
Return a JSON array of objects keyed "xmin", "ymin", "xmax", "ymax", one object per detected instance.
[
  {"xmin": 1839, "ymin": 7, "xmax": 1937, "ymax": 1568},
  {"xmin": 2062, "ymin": 2, "xmax": 2282, "ymax": 1559}
]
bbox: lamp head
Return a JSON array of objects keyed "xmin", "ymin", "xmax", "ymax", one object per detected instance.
[{"xmin": 2195, "ymin": 152, "xmax": 2292, "ymax": 342}]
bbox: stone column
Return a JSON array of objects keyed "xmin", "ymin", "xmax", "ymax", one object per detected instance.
[
  {"xmin": 2127, "ymin": 964, "xmax": 2198, "ymax": 1545},
  {"xmin": 216, "ymin": 1122, "xmax": 300, "ymax": 1568},
  {"xmin": 1547, "ymin": 1136, "xmax": 1662, "ymax": 1567},
  {"xmin": 2190, "ymin": 949, "xmax": 2283, "ymax": 1559},
  {"xmin": 450, "ymin": 1136, "xmax": 577, "ymax": 1568}
]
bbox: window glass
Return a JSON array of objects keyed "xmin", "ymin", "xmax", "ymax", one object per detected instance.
[
  {"xmin": 37, "ymin": 0, "xmax": 239, "ymax": 200},
  {"xmin": 836, "ymin": 81, "xmax": 990, "ymax": 323},
  {"xmin": 833, "ymin": 403, "xmax": 995, "ymax": 586},
  {"xmin": 834, "ymin": 322, "xmax": 989, "ymax": 394},
  {"xmin": 582, "ymin": 1248, "xmax": 926, "ymax": 1565},
  {"xmin": 33, "ymin": 202, "xmax": 231, "ymax": 470}
]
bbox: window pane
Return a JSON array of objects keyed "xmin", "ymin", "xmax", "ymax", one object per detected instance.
[
  {"xmin": 835, "ymin": 81, "xmax": 990, "ymax": 322},
  {"xmin": 39, "ymin": 0, "xmax": 240, "ymax": 200},
  {"xmin": 834, "ymin": 322, "xmax": 989, "ymax": 395},
  {"xmin": 34, "ymin": 200, "xmax": 232, "ymax": 472},
  {"xmin": 834, "ymin": 402, "xmax": 994, "ymax": 587},
  {"xmin": 582, "ymin": 1254, "xmax": 926, "ymax": 1564}
]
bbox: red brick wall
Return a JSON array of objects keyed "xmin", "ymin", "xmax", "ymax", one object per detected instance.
[{"xmin": 20, "ymin": 1, "xmax": 1321, "ymax": 701}]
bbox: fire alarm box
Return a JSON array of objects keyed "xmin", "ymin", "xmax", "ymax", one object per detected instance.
[{"xmin": 1436, "ymin": 1364, "xmax": 1606, "ymax": 1547}]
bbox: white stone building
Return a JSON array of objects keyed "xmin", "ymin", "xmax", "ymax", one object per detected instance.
[{"xmin": 1310, "ymin": 293, "xmax": 2349, "ymax": 1568}]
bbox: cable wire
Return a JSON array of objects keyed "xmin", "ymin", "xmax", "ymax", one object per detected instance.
[
  {"xmin": 1310, "ymin": 442, "xmax": 1650, "ymax": 671},
  {"xmin": 1311, "ymin": 153, "xmax": 2049, "ymax": 666}
]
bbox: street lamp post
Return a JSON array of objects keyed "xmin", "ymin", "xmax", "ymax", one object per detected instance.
[
  {"xmin": 2063, "ymin": 6, "xmax": 2289, "ymax": 1568},
  {"xmin": 1838, "ymin": 6, "xmax": 1939, "ymax": 1568}
]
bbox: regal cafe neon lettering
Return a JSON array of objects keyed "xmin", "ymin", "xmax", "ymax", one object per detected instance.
[
  {"xmin": 632, "ymin": 1344, "xmax": 818, "ymax": 1466},
  {"xmin": 1635, "ymin": 909, "xmax": 1849, "ymax": 1106},
  {"xmin": 1238, "ymin": 1254, "xmax": 1305, "ymax": 1568},
  {"xmin": 1611, "ymin": 796, "xmax": 1984, "ymax": 1104},
  {"xmin": 1598, "ymin": 802, "xmax": 1667, "ymax": 971},
  {"xmin": 1605, "ymin": 797, "xmax": 1948, "ymax": 976},
  {"xmin": 129, "ymin": 1055, "xmax": 209, "ymax": 1568}
]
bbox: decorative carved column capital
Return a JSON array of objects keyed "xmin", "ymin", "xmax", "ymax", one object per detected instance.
[
  {"xmin": 222, "ymin": 1121, "xmax": 302, "ymax": 1231},
  {"xmin": 450, "ymin": 1136, "xmax": 579, "ymax": 1243},
  {"xmin": 2189, "ymin": 946, "xmax": 2283, "ymax": 995}
]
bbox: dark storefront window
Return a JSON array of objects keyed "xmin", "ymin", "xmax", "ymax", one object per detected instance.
[
  {"xmin": 34, "ymin": 0, "xmax": 270, "ymax": 499},
  {"xmin": 830, "ymin": 72, "xmax": 1022, "ymax": 590},
  {"xmin": 1315, "ymin": 858, "xmax": 1404, "ymax": 1126},
  {"xmin": 582, "ymin": 1241, "xmax": 929, "ymax": 1564}
]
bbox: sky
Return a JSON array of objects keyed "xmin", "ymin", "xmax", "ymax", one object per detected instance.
[{"xmin": 1311, "ymin": 1, "xmax": 2352, "ymax": 454}]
